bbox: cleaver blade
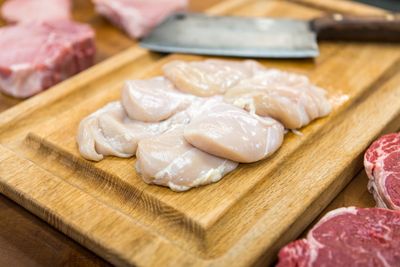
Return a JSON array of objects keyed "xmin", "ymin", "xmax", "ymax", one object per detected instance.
[{"xmin": 140, "ymin": 13, "xmax": 319, "ymax": 59}]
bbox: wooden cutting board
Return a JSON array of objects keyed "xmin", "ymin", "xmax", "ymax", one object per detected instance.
[{"xmin": 1, "ymin": 1, "xmax": 400, "ymax": 266}]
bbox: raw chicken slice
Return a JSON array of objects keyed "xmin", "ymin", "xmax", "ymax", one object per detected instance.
[
  {"xmin": 136, "ymin": 126, "xmax": 238, "ymax": 192},
  {"xmin": 77, "ymin": 102, "xmax": 190, "ymax": 161},
  {"xmin": 1, "ymin": 0, "xmax": 71, "ymax": 23},
  {"xmin": 184, "ymin": 99, "xmax": 284, "ymax": 163},
  {"xmin": 163, "ymin": 59, "xmax": 264, "ymax": 97},
  {"xmin": 225, "ymin": 69, "xmax": 331, "ymax": 129},
  {"xmin": 121, "ymin": 77, "xmax": 192, "ymax": 122},
  {"xmin": 92, "ymin": 0, "xmax": 188, "ymax": 39}
]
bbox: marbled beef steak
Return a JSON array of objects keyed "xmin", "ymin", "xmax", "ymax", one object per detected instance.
[
  {"xmin": 365, "ymin": 132, "xmax": 400, "ymax": 210},
  {"xmin": 277, "ymin": 207, "xmax": 400, "ymax": 267}
]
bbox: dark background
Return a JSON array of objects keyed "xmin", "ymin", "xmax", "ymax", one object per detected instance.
[{"xmin": 355, "ymin": 0, "xmax": 400, "ymax": 11}]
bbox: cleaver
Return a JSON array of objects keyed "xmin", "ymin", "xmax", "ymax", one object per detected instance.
[{"xmin": 140, "ymin": 13, "xmax": 400, "ymax": 58}]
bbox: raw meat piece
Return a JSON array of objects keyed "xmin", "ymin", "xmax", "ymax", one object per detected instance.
[
  {"xmin": 277, "ymin": 207, "xmax": 400, "ymax": 267},
  {"xmin": 184, "ymin": 99, "xmax": 284, "ymax": 163},
  {"xmin": 1, "ymin": 0, "xmax": 71, "ymax": 23},
  {"xmin": 121, "ymin": 77, "xmax": 192, "ymax": 122},
  {"xmin": 225, "ymin": 69, "xmax": 331, "ymax": 129},
  {"xmin": 0, "ymin": 21, "xmax": 95, "ymax": 98},
  {"xmin": 163, "ymin": 59, "xmax": 263, "ymax": 97},
  {"xmin": 93, "ymin": 0, "xmax": 187, "ymax": 39},
  {"xmin": 136, "ymin": 126, "xmax": 238, "ymax": 191},
  {"xmin": 364, "ymin": 132, "xmax": 400, "ymax": 210},
  {"xmin": 77, "ymin": 102, "xmax": 190, "ymax": 161}
]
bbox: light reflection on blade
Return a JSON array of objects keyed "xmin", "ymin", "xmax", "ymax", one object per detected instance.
[{"xmin": 140, "ymin": 13, "xmax": 319, "ymax": 58}]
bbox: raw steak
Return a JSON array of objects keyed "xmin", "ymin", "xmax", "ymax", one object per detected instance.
[
  {"xmin": 277, "ymin": 207, "xmax": 400, "ymax": 267},
  {"xmin": 93, "ymin": 0, "xmax": 188, "ymax": 38},
  {"xmin": 1, "ymin": 0, "xmax": 71, "ymax": 23},
  {"xmin": 364, "ymin": 132, "xmax": 400, "ymax": 210},
  {"xmin": 0, "ymin": 20, "xmax": 95, "ymax": 98}
]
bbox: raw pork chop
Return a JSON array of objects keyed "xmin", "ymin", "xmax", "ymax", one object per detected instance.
[
  {"xmin": 184, "ymin": 99, "xmax": 284, "ymax": 163},
  {"xmin": 1, "ymin": 0, "xmax": 71, "ymax": 23},
  {"xmin": 277, "ymin": 207, "xmax": 400, "ymax": 267},
  {"xmin": 121, "ymin": 77, "xmax": 192, "ymax": 122},
  {"xmin": 364, "ymin": 132, "xmax": 400, "ymax": 210},
  {"xmin": 163, "ymin": 59, "xmax": 263, "ymax": 97},
  {"xmin": 225, "ymin": 69, "xmax": 331, "ymax": 129},
  {"xmin": 93, "ymin": 0, "xmax": 187, "ymax": 38},
  {"xmin": 77, "ymin": 102, "xmax": 190, "ymax": 161},
  {"xmin": 136, "ymin": 126, "xmax": 238, "ymax": 191},
  {"xmin": 0, "ymin": 21, "xmax": 95, "ymax": 98}
]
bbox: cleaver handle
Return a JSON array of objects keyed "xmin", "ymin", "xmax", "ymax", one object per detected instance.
[{"xmin": 310, "ymin": 14, "xmax": 400, "ymax": 42}]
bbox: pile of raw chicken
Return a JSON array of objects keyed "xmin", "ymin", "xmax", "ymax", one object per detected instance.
[{"xmin": 77, "ymin": 59, "xmax": 332, "ymax": 191}]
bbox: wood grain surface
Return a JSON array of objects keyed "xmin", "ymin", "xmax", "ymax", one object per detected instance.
[{"xmin": 0, "ymin": 1, "xmax": 399, "ymax": 266}]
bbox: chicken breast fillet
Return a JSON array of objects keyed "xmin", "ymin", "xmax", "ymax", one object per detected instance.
[
  {"xmin": 184, "ymin": 99, "xmax": 285, "ymax": 163},
  {"xmin": 225, "ymin": 69, "xmax": 331, "ymax": 129},
  {"xmin": 121, "ymin": 77, "xmax": 192, "ymax": 122},
  {"xmin": 77, "ymin": 102, "xmax": 190, "ymax": 161},
  {"xmin": 136, "ymin": 126, "xmax": 238, "ymax": 192},
  {"xmin": 163, "ymin": 59, "xmax": 263, "ymax": 97}
]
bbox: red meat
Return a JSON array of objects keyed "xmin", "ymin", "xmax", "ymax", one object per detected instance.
[
  {"xmin": 365, "ymin": 132, "xmax": 400, "ymax": 210},
  {"xmin": 0, "ymin": 20, "xmax": 95, "ymax": 98},
  {"xmin": 277, "ymin": 207, "xmax": 400, "ymax": 267}
]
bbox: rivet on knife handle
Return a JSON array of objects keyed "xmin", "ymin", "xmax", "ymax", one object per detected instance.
[{"xmin": 310, "ymin": 14, "xmax": 400, "ymax": 42}]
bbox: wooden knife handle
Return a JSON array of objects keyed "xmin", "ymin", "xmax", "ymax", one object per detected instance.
[{"xmin": 310, "ymin": 14, "xmax": 400, "ymax": 42}]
